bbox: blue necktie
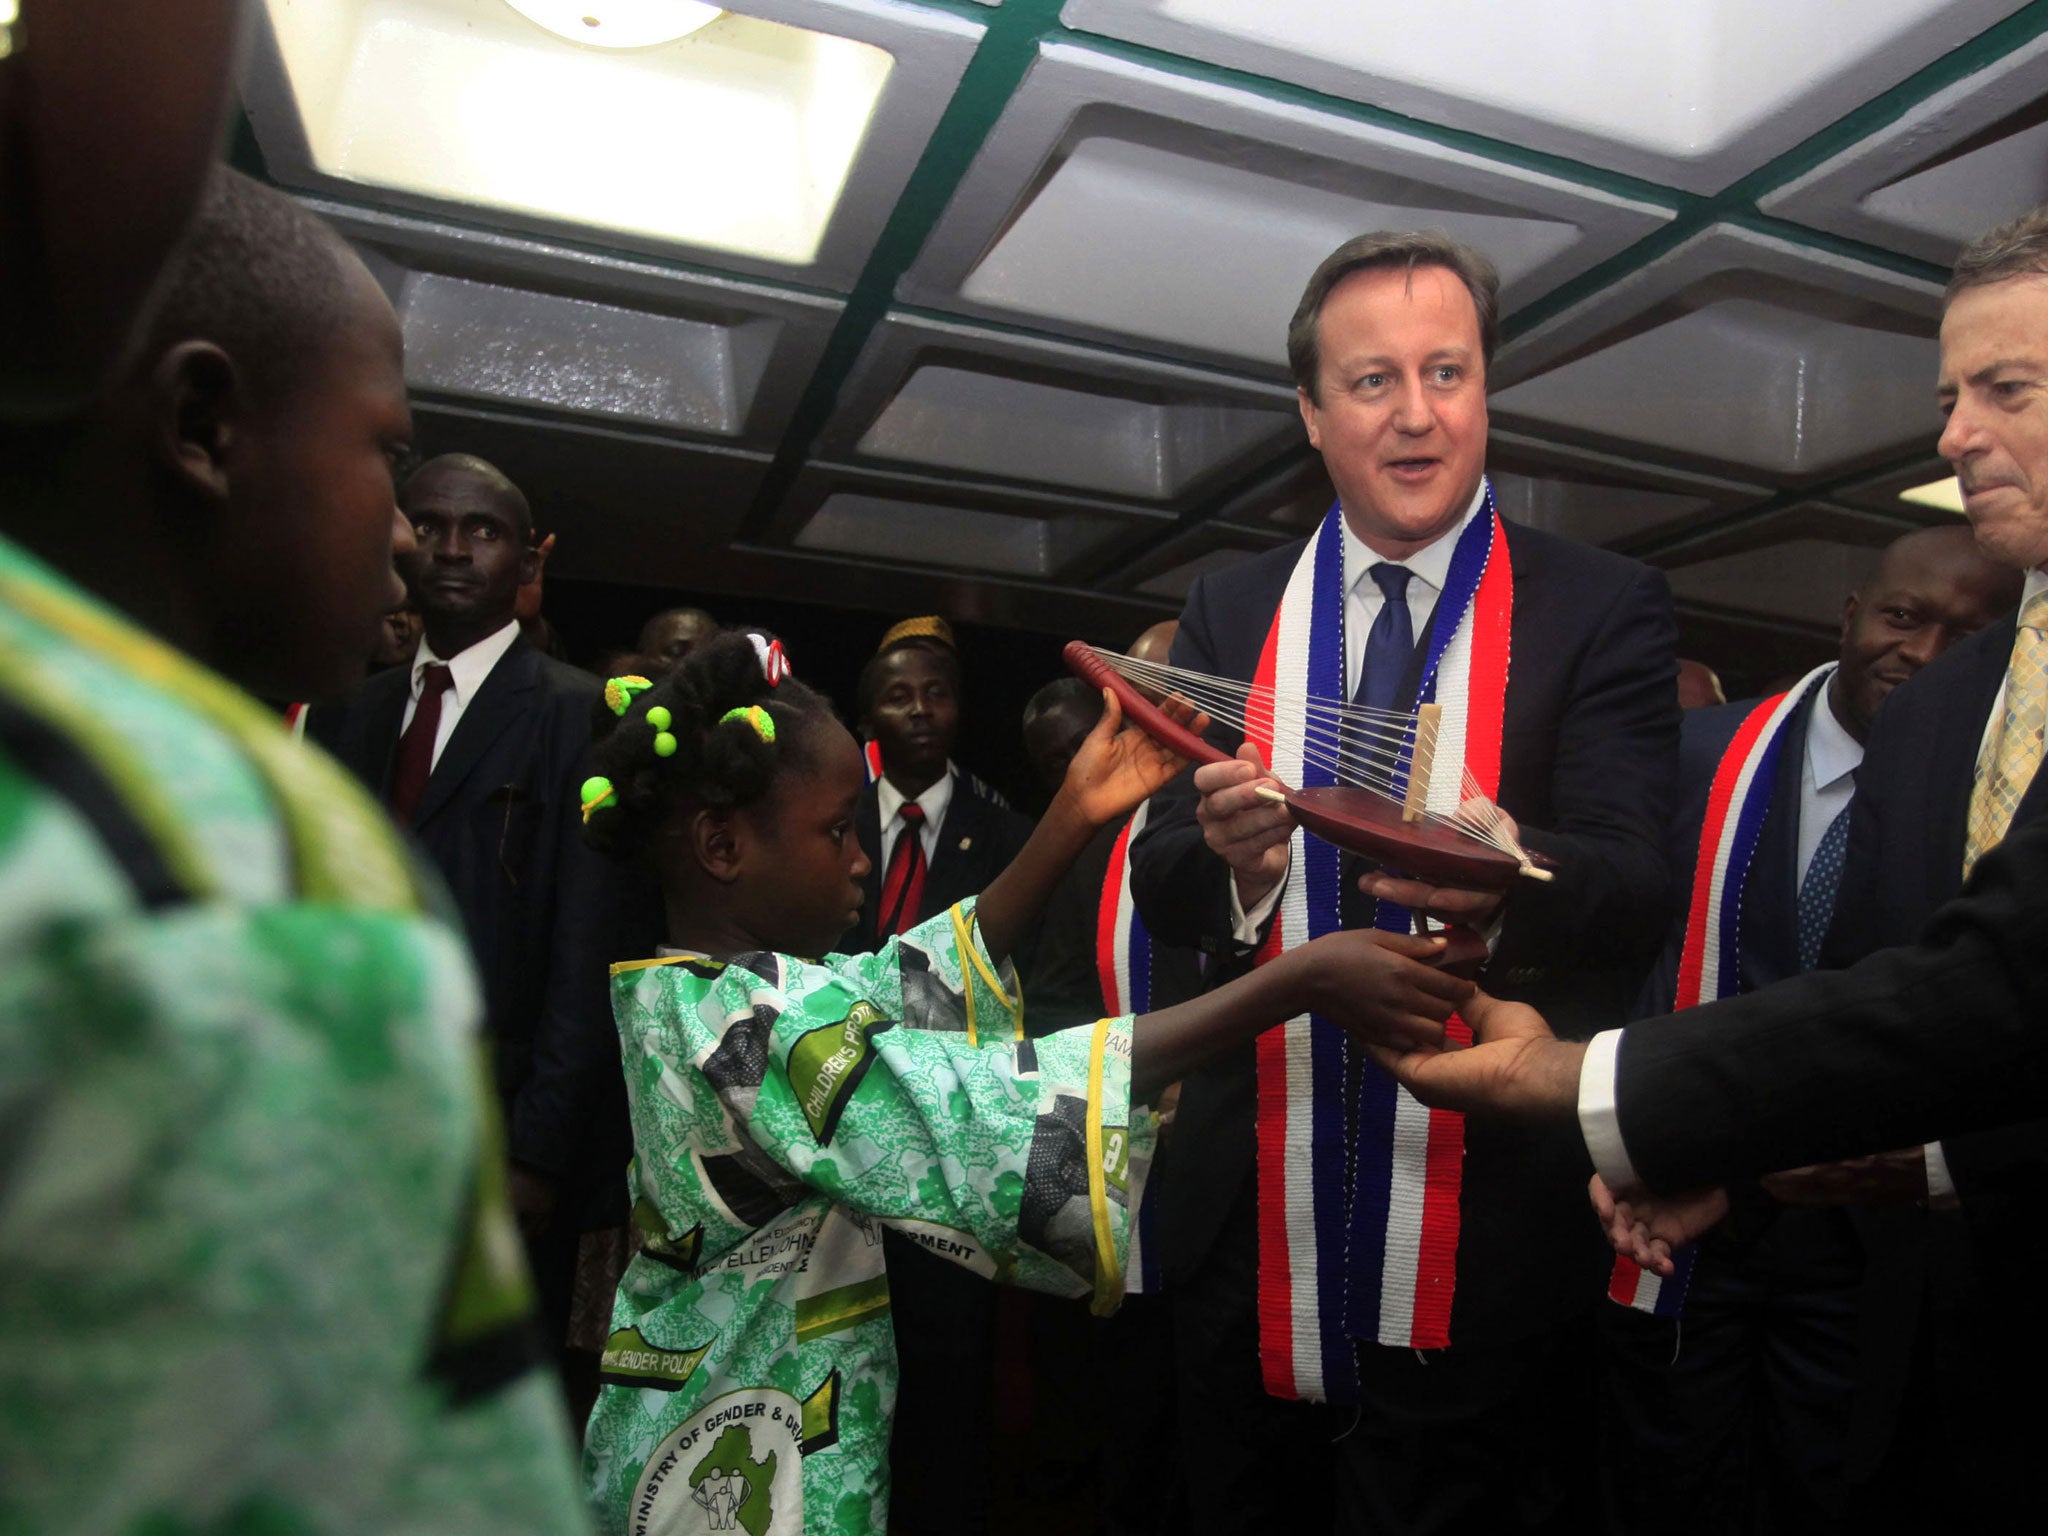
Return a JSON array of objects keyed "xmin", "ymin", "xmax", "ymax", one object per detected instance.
[
  {"xmin": 1356, "ymin": 563, "xmax": 1415, "ymax": 716},
  {"xmin": 1342, "ymin": 563, "xmax": 1416, "ymax": 931},
  {"xmin": 1796, "ymin": 802, "xmax": 1851, "ymax": 972}
]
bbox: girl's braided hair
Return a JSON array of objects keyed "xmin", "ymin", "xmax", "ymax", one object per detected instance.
[{"xmin": 582, "ymin": 630, "xmax": 836, "ymax": 860}]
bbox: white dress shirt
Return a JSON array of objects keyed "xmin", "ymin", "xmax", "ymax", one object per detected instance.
[
  {"xmin": 877, "ymin": 769, "xmax": 954, "ymax": 871},
  {"xmin": 1796, "ymin": 684, "xmax": 1862, "ymax": 895},
  {"xmin": 1585, "ymin": 568, "xmax": 2048, "ymax": 1198},
  {"xmin": 1231, "ymin": 483, "xmax": 1490, "ymax": 943},
  {"xmin": 398, "ymin": 619, "xmax": 521, "ymax": 773}
]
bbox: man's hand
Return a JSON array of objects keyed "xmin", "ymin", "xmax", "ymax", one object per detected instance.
[
  {"xmin": 1288, "ymin": 929, "xmax": 1473, "ymax": 1051},
  {"xmin": 1060, "ymin": 689, "xmax": 1206, "ymax": 827},
  {"xmin": 1359, "ymin": 802, "xmax": 1516, "ymax": 928},
  {"xmin": 508, "ymin": 1162, "xmax": 560, "ymax": 1241},
  {"xmin": 1194, "ymin": 743, "xmax": 1293, "ymax": 911},
  {"xmin": 1365, "ymin": 988, "xmax": 1584, "ymax": 1117},
  {"xmin": 1760, "ymin": 1147, "xmax": 1928, "ymax": 1206},
  {"xmin": 514, "ymin": 530, "xmax": 556, "ymax": 622},
  {"xmin": 1590, "ymin": 1174, "xmax": 1730, "ymax": 1274}
]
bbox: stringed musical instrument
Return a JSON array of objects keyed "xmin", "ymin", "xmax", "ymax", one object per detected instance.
[{"xmin": 1066, "ymin": 640, "xmax": 1554, "ymax": 974}]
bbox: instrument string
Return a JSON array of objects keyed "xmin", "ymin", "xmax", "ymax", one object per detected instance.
[{"xmin": 1094, "ymin": 647, "xmax": 1531, "ymax": 864}]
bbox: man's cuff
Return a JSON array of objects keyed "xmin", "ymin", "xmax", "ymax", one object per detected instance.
[
  {"xmin": 1228, "ymin": 865, "xmax": 1288, "ymax": 948},
  {"xmin": 1922, "ymin": 1141, "xmax": 1958, "ymax": 1209},
  {"xmin": 1576, "ymin": 1028, "xmax": 1641, "ymax": 1190}
]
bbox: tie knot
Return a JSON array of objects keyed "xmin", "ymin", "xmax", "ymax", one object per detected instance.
[
  {"xmin": 2023, "ymin": 589, "xmax": 2048, "ymax": 636},
  {"xmin": 1368, "ymin": 562, "xmax": 1413, "ymax": 605},
  {"xmin": 418, "ymin": 662, "xmax": 453, "ymax": 699},
  {"xmin": 898, "ymin": 802, "xmax": 925, "ymax": 827}
]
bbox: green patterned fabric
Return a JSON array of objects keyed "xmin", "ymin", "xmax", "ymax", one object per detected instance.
[
  {"xmin": 586, "ymin": 906, "xmax": 1143, "ymax": 1536},
  {"xmin": 0, "ymin": 533, "xmax": 587, "ymax": 1536}
]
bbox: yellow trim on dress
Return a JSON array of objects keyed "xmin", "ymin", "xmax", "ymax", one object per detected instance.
[
  {"xmin": 1084, "ymin": 1014, "xmax": 1121, "ymax": 1317},
  {"xmin": 950, "ymin": 902, "xmax": 1023, "ymax": 1045}
]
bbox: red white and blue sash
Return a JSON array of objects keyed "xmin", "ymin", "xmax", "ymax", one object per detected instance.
[
  {"xmin": 1247, "ymin": 488, "xmax": 1512, "ymax": 1400},
  {"xmin": 1097, "ymin": 804, "xmax": 1162, "ymax": 1293},
  {"xmin": 1607, "ymin": 662, "xmax": 1835, "ymax": 1317}
]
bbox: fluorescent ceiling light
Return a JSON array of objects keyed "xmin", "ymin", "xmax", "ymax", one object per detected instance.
[
  {"xmin": 503, "ymin": 1, "xmax": 722, "ymax": 50},
  {"xmin": 1898, "ymin": 475, "xmax": 1965, "ymax": 515},
  {"xmin": 256, "ymin": 0, "xmax": 892, "ymax": 265}
]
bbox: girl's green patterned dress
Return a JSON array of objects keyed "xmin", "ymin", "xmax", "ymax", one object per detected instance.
[{"xmin": 586, "ymin": 904, "xmax": 1144, "ymax": 1536}]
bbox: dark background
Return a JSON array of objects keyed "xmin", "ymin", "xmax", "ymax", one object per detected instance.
[{"xmin": 544, "ymin": 574, "xmax": 1116, "ymax": 814}]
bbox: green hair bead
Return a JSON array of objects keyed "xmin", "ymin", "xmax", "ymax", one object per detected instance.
[
  {"xmin": 720, "ymin": 705, "xmax": 776, "ymax": 745},
  {"xmin": 578, "ymin": 775, "xmax": 619, "ymax": 824},
  {"xmin": 604, "ymin": 675, "xmax": 653, "ymax": 718},
  {"xmin": 653, "ymin": 732, "xmax": 678, "ymax": 758},
  {"xmin": 646, "ymin": 705, "xmax": 672, "ymax": 731}
]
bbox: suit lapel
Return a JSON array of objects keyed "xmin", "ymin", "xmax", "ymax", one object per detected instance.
[
  {"xmin": 926, "ymin": 774, "xmax": 982, "ymax": 891},
  {"xmin": 413, "ymin": 639, "xmax": 539, "ymax": 828},
  {"xmin": 1927, "ymin": 619, "xmax": 2015, "ymax": 902}
]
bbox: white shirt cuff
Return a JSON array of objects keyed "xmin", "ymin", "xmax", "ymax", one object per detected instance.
[
  {"xmin": 1228, "ymin": 865, "xmax": 1288, "ymax": 948},
  {"xmin": 1922, "ymin": 1141, "xmax": 1958, "ymax": 1209},
  {"xmin": 1577, "ymin": 1028, "xmax": 1640, "ymax": 1191}
]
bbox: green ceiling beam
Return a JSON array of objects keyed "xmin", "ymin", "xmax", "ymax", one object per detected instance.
[{"xmin": 737, "ymin": 0, "xmax": 1071, "ymax": 540}]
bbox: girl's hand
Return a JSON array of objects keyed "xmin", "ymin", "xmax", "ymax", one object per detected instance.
[
  {"xmin": 1288, "ymin": 929, "xmax": 1472, "ymax": 1050},
  {"xmin": 1059, "ymin": 688, "xmax": 1207, "ymax": 827}
]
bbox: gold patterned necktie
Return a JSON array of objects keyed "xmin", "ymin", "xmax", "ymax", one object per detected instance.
[{"xmin": 1964, "ymin": 588, "xmax": 2048, "ymax": 878}]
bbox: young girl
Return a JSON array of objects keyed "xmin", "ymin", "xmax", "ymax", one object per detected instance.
[{"xmin": 578, "ymin": 632, "xmax": 1467, "ymax": 1536}]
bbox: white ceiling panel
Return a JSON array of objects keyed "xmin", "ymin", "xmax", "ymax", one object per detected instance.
[
  {"xmin": 823, "ymin": 313, "xmax": 1299, "ymax": 502},
  {"xmin": 899, "ymin": 42, "xmax": 1672, "ymax": 372},
  {"xmin": 1493, "ymin": 226, "xmax": 1945, "ymax": 478},
  {"xmin": 243, "ymin": 0, "xmax": 982, "ymax": 289},
  {"xmin": 1060, "ymin": 0, "xmax": 2027, "ymax": 193},
  {"xmin": 320, "ymin": 201, "xmax": 839, "ymax": 451},
  {"xmin": 1761, "ymin": 34, "xmax": 2048, "ymax": 264}
]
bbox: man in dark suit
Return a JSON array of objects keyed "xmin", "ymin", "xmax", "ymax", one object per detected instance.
[
  {"xmin": 313, "ymin": 453, "xmax": 643, "ymax": 1372},
  {"xmin": 1602, "ymin": 526, "xmax": 2016, "ymax": 1534},
  {"xmin": 1129, "ymin": 232, "xmax": 1678, "ymax": 1533},
  {"xmin": 844, "ymin": 620, "xmax": 1031, "ymax": 954},
  {"xmin": 1372, "ymin": 203, "xmax": 2048, "ymax": 1529},
  {"xmin": 840, "ymin": 616, "xmax": 1030, "ymax": 1536}
]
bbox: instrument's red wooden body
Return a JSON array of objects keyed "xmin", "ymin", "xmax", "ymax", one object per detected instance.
[{"xmin": 1066, "ymin": 640, "xmax": 1517, "ymax": 976}]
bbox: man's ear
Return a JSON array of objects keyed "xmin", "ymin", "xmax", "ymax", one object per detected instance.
[
  {"xmin": 517, "ymin": 538, "xmax": 542, "ymax": 588},
  {"xmin": 693, "ymin": 806, "xmax": 745, "ymax": 886},
  {"xmin": 149, "ymin": 339, "xmax": 239, "ymax": 504},
  {"xmin": 1840, "ymin": 590, "xmax": 1860, "ymax": 644},
  {"xmin": 1297, "ymin": 386, "xmax": 1322, "ymax": 450}
]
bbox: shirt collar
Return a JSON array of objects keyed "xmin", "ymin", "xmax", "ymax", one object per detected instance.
[
  {"xmin": 414, "ymin": 618, "xmax": 521, "ymax": 707},
  {"xmin": 877, "ymin": 766, "xmax": 955, "ymax": 830},
  {"xmin": 1807, "ymin": 675, "xmax": 1863, "ymax": 793},
  {"xmin": 1341, "ymin": 478, "xmax": 1488, "ymax": 602},
  {"xmin": 2024, "ymin": 566, "xmax": 2048, "ymax": 614}
]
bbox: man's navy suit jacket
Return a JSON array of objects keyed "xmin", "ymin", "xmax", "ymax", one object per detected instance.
[
  {"xmin": 313, "ymin": 637, "xmax": 650, "ymax": 1225},
  {"xmin": 1130, "ymin": 513, "xmax": 1680, "ymax": 1346},
  {"xmin": 841, "ymin": 770, "xmax": 1032, "ymax": 957},
  {"xmin": 1814, "ymin": 610, "xmax": 2048, "ymax": 1474}
]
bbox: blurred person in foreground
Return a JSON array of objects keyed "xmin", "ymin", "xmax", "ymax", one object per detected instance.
[{"xmin": 0, "ymin": 9, "xmax": 587, "ymax": 1530}]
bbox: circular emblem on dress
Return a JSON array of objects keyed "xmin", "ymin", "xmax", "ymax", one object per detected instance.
[{"xmin": 629, "ymin": 1387, "xmax": 805, "ymax": 1536}]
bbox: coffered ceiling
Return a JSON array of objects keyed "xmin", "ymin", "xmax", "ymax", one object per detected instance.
[{"xmin": 237, "ymin": 0, "xmax": 2048, "ymax": 660}]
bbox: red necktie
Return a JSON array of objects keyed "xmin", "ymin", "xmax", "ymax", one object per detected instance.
[
  {"xmin": 879, "ymin": 802, "xmax": 928, "ymax": 937},
  {"xmin": 388, "ymin": 663, "xmax": 453, "ymax": 824}
]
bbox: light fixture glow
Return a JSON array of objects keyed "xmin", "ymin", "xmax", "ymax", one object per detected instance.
[
  {"xmin": 0, "ymin": 0, "xmax": 18, "ymax": 61},
  {"xmin": 257, "ymin": 1, "xmax": 894, "ymax": 266},
  {"xmin": 1899, "ymin": 476, "xmax": 1966, "ymax": 515},
  {"xmin": 502, "ymin": 0, "xmax": 722, "ymax": 50}
]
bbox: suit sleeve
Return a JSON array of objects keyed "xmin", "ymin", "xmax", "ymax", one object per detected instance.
[
  {"xmin": 507, "ymin": 696, "xmax": 634, "ymax": 1180},
  {"xmin": 1129, "ymin": 573, "xmax": 1250, "ymax": 954},
  {"xmin": 1611, "ymin": 811, "xmax": 2048, "ymax": 1191},
  {"xmin": 1497, "ymin": 563, "xmax": 1679, "ymax": 980}
]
